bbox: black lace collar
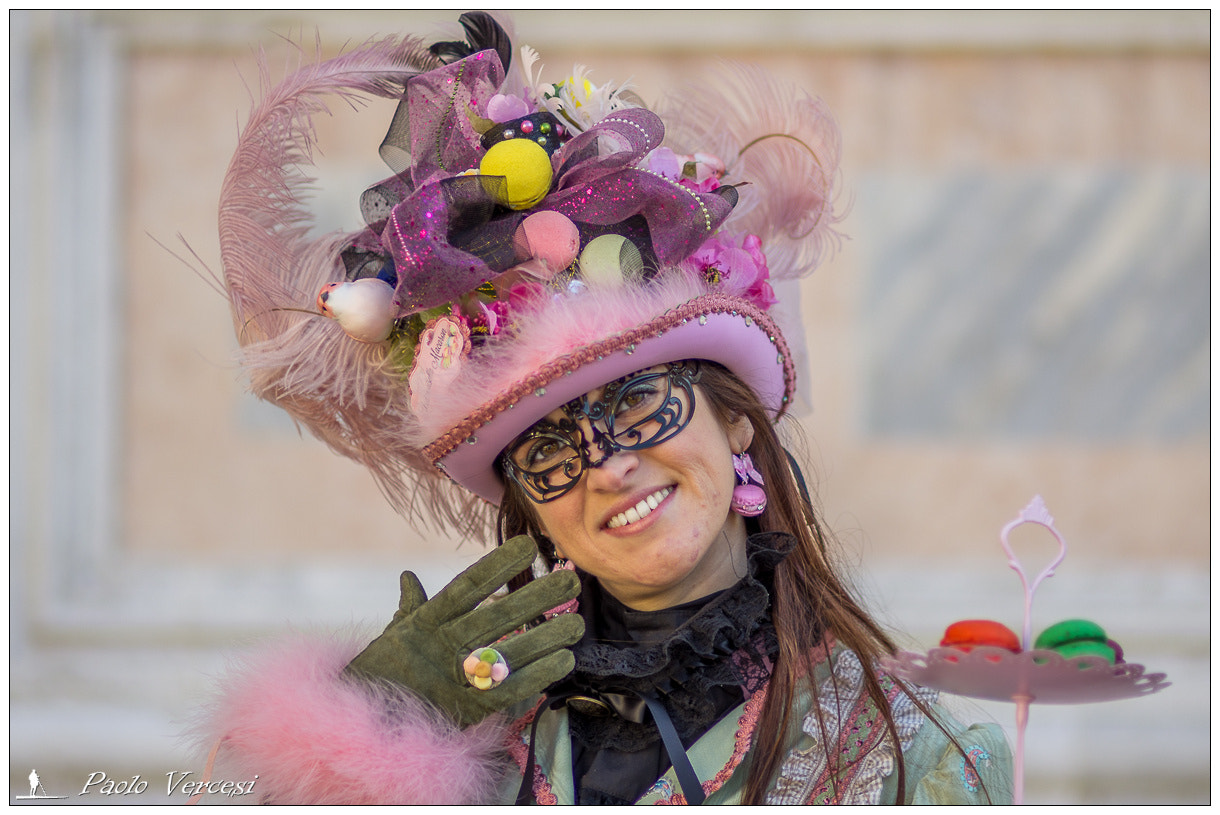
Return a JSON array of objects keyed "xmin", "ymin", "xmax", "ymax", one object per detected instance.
[{"xmin": 553, "ymin": 531, "xmax": 794, "ymax": 753}]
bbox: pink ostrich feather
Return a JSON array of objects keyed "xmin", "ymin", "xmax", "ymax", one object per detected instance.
[
  {"xmin": 190, "ymin": 632, "xmax": 512, "ymax": 804},
  {"xmin": 657, "ymin": 61, "xmax": 846, "ymax": 280},
  {"xmin": 218, "ymin": 36, "xmax": 493, "ymax": 535}
]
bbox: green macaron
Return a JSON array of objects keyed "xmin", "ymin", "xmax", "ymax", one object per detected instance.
[{"xmin": 1034, "ymin": 619, "xmax": 1116, "ymax": 664}]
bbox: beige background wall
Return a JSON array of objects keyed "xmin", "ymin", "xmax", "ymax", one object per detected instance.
[{"xmin": 10, "ymin": 10, "xmax": 1208, "ymax": 804}]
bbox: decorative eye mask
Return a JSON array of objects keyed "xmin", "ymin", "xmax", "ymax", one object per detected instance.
[{"xmin": 501, "ymin": 361, "xmax": 702, "ymax": 503}]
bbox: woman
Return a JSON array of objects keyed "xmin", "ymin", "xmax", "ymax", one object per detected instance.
[{"xmin": 198, "ymin": 13, "xmax": 1012, "ymax": 804}]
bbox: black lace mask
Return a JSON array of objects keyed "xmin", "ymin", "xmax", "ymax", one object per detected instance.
[{"xmin": 500, "ymin": 361, "xmax": 702, "ymax": 503}]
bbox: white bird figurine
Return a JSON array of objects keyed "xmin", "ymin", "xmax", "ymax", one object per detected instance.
[{"xmin": 316, "ymin": 278, "xmax": 399, "ymax": 343}]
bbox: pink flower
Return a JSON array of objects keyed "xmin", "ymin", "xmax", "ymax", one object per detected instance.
[
  {"xmin": 486, "ymin": 93, "xmax": 535, "ymax": 123},
  {"xmin": 687, "ymin": 152, "xmax": 726, "ymax": 184},
  {"xmin": 646, "ymin": 148, "xmax": 722, "ymax": 192},
  {"xmin": 507, "ymin": 280, "xmax": 547, "ymax": 311},
  {"xmin": 679, "ymin": 176, "xmax": 720, "ymax": 194},
  {"xmin": 466, "ymin": 300, "xmax": 501, "ymax": 337},
  {"xmin": 746, "ymin": 277, "xmax": 778, "ymax": 310},
  {"xmin": 739, "ymin": 234, "xmax": 778, "ymax": 309},
  {"xmin": 647, "ymin": 147, "xmax": 682, "ymax": 180},
  {"xmin": 487, "ymin": 299, "xmax": 512, "ymax": 327},
  {"xmin": 687, "ymin": 232, "xmax": 776, "ymax": 310}
]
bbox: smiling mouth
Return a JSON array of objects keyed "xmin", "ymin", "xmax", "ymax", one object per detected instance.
[{"xmin": 606, "ymin": 487, "xmax": 673, "ymax": 530}]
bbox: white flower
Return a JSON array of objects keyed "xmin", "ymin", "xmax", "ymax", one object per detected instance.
[{"xmin": 517, "ymin": 46, "xmax": 641, "ymax": 134}]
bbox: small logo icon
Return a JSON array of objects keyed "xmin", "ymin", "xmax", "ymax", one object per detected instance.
[{"xmin": 15, "ymin": 769, "xmax": 67, "ymax": 800}]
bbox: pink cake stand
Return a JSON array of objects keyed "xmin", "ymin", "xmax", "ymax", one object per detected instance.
[{"xmin": 879, "ymin": 496, "xmax": 1170, "ymax": 804}]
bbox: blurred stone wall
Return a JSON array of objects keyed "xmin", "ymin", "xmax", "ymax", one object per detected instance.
[{"xmin": 10, "ymin": 10, "xmax": 1207, "ymax": 804}]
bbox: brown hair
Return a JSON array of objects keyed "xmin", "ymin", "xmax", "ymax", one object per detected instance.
[
  {"xmin": 496, "ymin": 362, "xmax": 971, "ymax": 803},
  {"xmin": 695, "ymin": 362, "xmax": 909, "ymax": 803}
]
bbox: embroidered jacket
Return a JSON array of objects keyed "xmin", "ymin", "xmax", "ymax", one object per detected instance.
[
  {"xmin": 194, "ymin": 634, "xmax": 1012, "ymax": 804},
  {"xmin": 504, "ymin": 646, "xmax": 1013, "ymax": 805}
]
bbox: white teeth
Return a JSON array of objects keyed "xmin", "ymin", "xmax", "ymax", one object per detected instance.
[{"xmin": 607, "ymin": 487, "xmax": 672, "ymax": 529}]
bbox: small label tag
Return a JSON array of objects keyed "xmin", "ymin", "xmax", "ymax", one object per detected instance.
[{"xmin": 409, "ymin": 315, "xmax": 471, "ymax": 414}]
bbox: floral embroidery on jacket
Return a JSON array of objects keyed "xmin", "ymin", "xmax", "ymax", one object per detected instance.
[
  {"xmin": 765, "ymin": 649, "xmax": 938, "ymax": 805},
  {"xmin": 645, "ymin": 778, "xmax": 675, "ymax": 799},
  {"xmin": 961, "ymin": 745, "xmax": 992, "ymax": 793}
]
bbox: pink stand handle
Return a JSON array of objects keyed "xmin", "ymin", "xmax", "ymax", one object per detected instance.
[
  {"xmin": 1000, "ymin": 495, "xmax": 1064, "ymax": 805},
  {"xmin": 879, "ymin": 495, "xmax": 1170, "ymax": 805},
  {"xmin": 1000, "ymin": 495, "xmax": 1065, "ymax": 653}
]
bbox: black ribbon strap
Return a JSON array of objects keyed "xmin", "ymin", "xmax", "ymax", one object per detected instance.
[
  {"xmin": 641, "ymin": 694, "xmax": 706, "ymax": 805},
  {"xmin": 514, "ymin": 691, "xmax": 706, "ymax": 805},
  {"xmin": 515, "ymin": 695, "xmax": 567, "ymax": 805}
]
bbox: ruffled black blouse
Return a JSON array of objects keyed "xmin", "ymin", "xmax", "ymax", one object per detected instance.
[{"xmin": 547, "ymin": 532, "xmax": 793, "ymax": 805}]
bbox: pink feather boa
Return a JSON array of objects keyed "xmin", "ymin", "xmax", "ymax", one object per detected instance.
[{"xmin": 191, "ymin": 632, "xmax": 513, "ymax": 804}]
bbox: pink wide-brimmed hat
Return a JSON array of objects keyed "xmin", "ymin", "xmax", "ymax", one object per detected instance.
[{"xmin": 218, "ymin": 12, "xmax": 842, "ymax": 533}]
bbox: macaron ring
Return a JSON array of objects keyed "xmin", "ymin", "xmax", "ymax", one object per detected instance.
[{"xmin": 463, "ymin": 646, "xmax": 510, "ymax": 691}]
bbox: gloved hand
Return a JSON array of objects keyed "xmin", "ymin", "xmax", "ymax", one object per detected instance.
[{"xmin": 344, "ymin": 534, "xmax": 585, "ymax": 727}]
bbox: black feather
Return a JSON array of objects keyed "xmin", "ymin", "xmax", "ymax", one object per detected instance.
[
  {"xmin": 429, "ymin": 11, "xmax": 513, "ymax": 72},
  {"xmin": 428, "ymin": 39, "xmax": 469, "ymax": 65}
]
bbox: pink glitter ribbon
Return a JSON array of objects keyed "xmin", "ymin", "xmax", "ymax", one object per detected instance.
[{"xmin": 371, "ymin": 52, "xmax": 736, "ymax": 315}]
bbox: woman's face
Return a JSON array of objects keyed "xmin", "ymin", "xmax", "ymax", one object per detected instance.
[{"xmin": 504, "ymin": 364, "xmax": 754, "ymax": 611}]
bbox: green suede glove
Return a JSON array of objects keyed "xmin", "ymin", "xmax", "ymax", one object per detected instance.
[{"xmin": 344, "ymin": 534, "xmax": 585, "ymax": 727}]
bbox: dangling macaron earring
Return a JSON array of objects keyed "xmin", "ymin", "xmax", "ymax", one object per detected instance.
[
  {"xmin": 731, "ymin": 452, "xmax": 767, "ymax": 517},
  {"xmin": 544, "ymin": 549, "xmax": 579, "ymax": 619}
]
